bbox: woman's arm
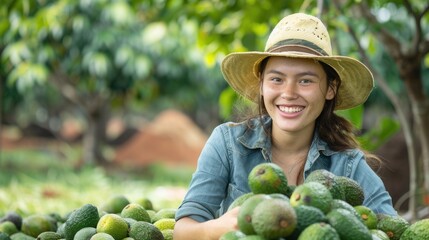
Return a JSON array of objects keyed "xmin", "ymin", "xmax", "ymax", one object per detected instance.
[
  {"xmin": 352, "ymin": 157, "xmax": 397, "ymax": 215},
  {"xmin": 173, "ymin": 207, "xmax": 240, "ymax": 240}
]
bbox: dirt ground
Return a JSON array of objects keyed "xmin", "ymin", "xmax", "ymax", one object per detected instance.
[
  {"xmin": 114, "ymin": 109, "xmax": 208, "ymax": 168},
  {"xmin": 0, "ymin": 109, "xmax": 410, "ymax": 209}
]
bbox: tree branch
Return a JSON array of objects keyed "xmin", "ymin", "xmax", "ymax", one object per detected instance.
[
  {"xmin": 419, "ymin": 3, "xmax": 429, "ymax": 17},
  {"xmin": 50, "ymin": 69, "xmax": 82, "ymax": 107},
  {"xmin": 356, "ymin": 2, "xmax": 403, "ymax": 60},
  {"xmin": 418, "ymin": 3, "xmax": 429, "ymax": 55},
  {"xmin": 403, "ymin": 0, "xmax": 428, "ymax": 56}
]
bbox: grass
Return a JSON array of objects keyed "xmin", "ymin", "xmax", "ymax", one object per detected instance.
[{"xmin": 0, "ymin": 147, "xmax": 194, "ymax": 218}]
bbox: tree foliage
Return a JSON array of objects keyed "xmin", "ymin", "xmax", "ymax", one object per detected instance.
[{"xmin": 0, "ymin": 0, "xmax": 225, "ymax": 164}]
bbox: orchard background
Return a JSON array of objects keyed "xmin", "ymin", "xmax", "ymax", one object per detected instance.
[{"xmin": 1, "ymin": 0, "xmax": 428, "ymax": 222}]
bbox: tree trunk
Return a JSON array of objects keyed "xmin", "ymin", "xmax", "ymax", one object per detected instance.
[
  {"xmin": 401, "ymin": 55, "xmax": 429, "ymax": 218},
  {"xmin": 82, "ymin": 101, "xmax": 110, "ymax": 165},
  {"xmin": 82, "ymin": 115, "xmax": 97, "ymax": 165},
  {"xmin": 406, "ymin": 82, "xmax": 429, "ymax": 204}
]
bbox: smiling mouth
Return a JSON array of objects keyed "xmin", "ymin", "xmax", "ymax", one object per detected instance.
[{"xmin": 278, "ymin": 105, "xmax": 304, "ymax": 113}]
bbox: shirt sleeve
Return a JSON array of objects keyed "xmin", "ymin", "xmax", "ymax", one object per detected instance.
[
  {"xmin": 351, "ymin": 156, "xmax": 398, "ymax": 216},
  {"xmin": 175, "ymin": 125, "xmax": 231, "ymax": 222}
]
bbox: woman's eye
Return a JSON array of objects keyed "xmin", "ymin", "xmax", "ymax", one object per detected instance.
[
  {"xmin": 270, "ymin": 77, "xmax": 282, "ymax": 83},
  {"xmin": 300, "ymin": 79, "xmax": 312, "ymax": 85}
]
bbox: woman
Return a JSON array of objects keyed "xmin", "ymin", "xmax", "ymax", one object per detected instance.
[{"xmin": 174, "ymin": 13, "xmax": 397, "ymax": 240}]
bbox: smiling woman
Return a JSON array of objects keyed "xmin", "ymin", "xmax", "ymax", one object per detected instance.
[
  {"xmin": 261, "ymin": 58, "xmax": 334, "ymax": 140},
  {"xmin": 173, "ymin": 12, "xmax": 397, "ymax": 240}
]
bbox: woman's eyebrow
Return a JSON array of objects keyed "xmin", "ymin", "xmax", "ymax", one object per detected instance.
[
  {"xmin": 266, "ymin": 69, "xmax": 321, "ymax": 78},
  {"xmin": 265, "ymin": 69, "xmax": 286, "ymax": 76},
  {"xmin": 296, "ymin": 71, "xmax": 321, "ymax": 78}
]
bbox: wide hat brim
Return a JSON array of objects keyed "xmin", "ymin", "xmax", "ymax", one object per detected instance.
[{"xmin": 221, "ymin": 51, "xmax": 374, "ymax": 110}]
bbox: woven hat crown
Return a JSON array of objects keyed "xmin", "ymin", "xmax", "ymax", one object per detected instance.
[{"xmin": 265, "ymin": 13, "xmax": 332, "ymax": 56}]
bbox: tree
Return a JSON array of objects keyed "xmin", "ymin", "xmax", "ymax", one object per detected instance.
[
  {"xmin": 330, "ymin": 0, "xmax": 429, "ymax": 221},
  {"xmin": 0, "ymin": 0, "xmax": 225, "ymax": 165}
]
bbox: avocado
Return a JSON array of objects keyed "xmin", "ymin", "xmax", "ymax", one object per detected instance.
[
  {"xmin": 128, "ymin": 221, "xmax": 163, "ymax": 240},
  {"xmin": 353, "ymin": 205, "xmax": 377, "ymax": 229},
  {"xmin": 228, "ymin": 192, "xmax": 255, "ymax": 211},
  {"xmin": 36, "ymin": 231, "xmax": 62, "ymax": 240},
  {"xmin": 400, "ymin": 218, "xmax": 429, "ymax": 240},
  {"xmin": 219, "ymin": 230, "xmax": 246, "ymax": 240},
  {"xmin": 63, "ymin": 204, "xmax": 100, "ymax": 240},
  {"xmin": 334, "ymin": 176, "xmax": 364, "ymax": 206},
  {"xmin": 252, "ymin": 198, "xmax": 297, "ymax": 239},
  {"xmin": 326, "ymin": 208, "xmax": 372, "ymax": 240},
  {"xmin": 376, "ymin": 214, "xmax": 409, "ymax": 240},
  {"xmin": 0, "ymin": 232, "xmax": 11, "ymax": 240},
  {"xmin": 248, "ymin": 163, "xmax": 288, "ymax": 195},
  {"xmin": 237, "ymin": 194, "xmax": 271, "ymax": 235},
  {"xmin": 289, "ymin": 205, "xmax": 327, "ymax": 238},
  {"xmin": 297, "ymin": 222, "xmax": 340, "ymax": 240},
  {"xmin": 305, "ymin": 169, "xmax": 345, "ymax": 200},
  {"xmin": 290, "ymin": 182, "xmax": 333, "ymax": 214},
  {"xmin": 0, "ymin": 211, "xmax": 22, "ymax": 230}
]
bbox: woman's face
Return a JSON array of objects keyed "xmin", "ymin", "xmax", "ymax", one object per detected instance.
[{"xmin": 261, "ymin": 57, "xmax": 335, "ymax": 135}]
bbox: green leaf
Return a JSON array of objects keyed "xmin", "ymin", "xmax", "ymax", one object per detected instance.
[
  {"xmin": 142, "ymin": 22, "xmax": 167, "ymax": 45},
  {"xmin": 3, "ymin": 41, "xmax": 32, "ymax": 65},
  {"xmin": 358, "ymin": 117, "xmax": 400, "ymax": 151},
  {"xmin": 336, "ymin": 105, "xmax": 364, "ymax": 129},
  {"xmin": 424, "ymin": 54, "xmax": 429, "ymax": 68},
  {"xmin": 8, "ymin": 62, "xmax": 49, "ymax": 92},
  {"xmin": 219, "ymin": 87, "xmax": 238, "ymax": 120},
  {"xmin": 83, "ymin": 52, "xmax": 111, "ymax": 78}
]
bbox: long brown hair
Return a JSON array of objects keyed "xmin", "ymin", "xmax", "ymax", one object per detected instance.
[{"xmin": 254, "ymin": 57, "xmax": 381, "ymax": 182}]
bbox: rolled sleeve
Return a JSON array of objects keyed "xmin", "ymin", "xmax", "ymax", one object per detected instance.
[
  {"xmin": 353, "ymin": 158, "xmax": 397, "ymax": 215},
  {"xmin": 175, "ymin": 126, "xmax": 231, "ymax": 222}
]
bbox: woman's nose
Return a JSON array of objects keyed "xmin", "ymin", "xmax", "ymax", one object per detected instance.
[{"xmin": 281, "ymin": 83, "xmax": 298, "ymax": 99}]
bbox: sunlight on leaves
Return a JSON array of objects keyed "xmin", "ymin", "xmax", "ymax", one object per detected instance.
[
  {"xmin": 8, "ymin": 62, "xmax": 48, "ymax": 92},
  {"xmin": 3, "ymin": 41, "xmax": 32, "ymax": 65},
  {"xmin": 103, "ymin": 1, "xmax": 135, "ymax": 25},
  {"xmin": 83, "ymin": 52, "xmax": 111, "ymax": 78},
  {"xmin": 142, "ymin": 22, "xmax": 167, "ymax": 45}
]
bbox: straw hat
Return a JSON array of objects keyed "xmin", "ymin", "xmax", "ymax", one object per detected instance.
[{"xmin": 221, "ymin": 13, "xmax": 374, "ymax": 110}]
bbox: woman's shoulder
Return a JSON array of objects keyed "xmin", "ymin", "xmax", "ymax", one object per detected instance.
[
  {"xmin": 210, "ymin": 117, "xmax": 270, "ymax": 144},
  {"xmin": 214, "ymin": 117, "xmax": 265, "ymax": 133}
]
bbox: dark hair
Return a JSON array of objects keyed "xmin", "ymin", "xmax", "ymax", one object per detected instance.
[{"xmin": 254, "ymin": 57, "xmax": 381, "ymax": 181}]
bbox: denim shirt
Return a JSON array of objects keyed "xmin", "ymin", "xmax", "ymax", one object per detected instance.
[{"xmin": 175, "ymin": 117, "xmax": 397, "ymax": 222}]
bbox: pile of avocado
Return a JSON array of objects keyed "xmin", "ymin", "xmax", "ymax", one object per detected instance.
[
  {"xmin": 221, "ymin": 163, "xmax": 429, "ymax": 240},
  {"xmin": 0, "ymin": 196, "xmax": 175, "ymax": 240}
]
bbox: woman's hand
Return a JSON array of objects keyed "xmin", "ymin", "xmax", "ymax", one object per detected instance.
[
  {"xmin": 211, "ymin": 206, "xmax": 240, "ymax": 235},
  {"xmin": 173, "ymin": 207, "xmax": 240, "ymax": 240}
]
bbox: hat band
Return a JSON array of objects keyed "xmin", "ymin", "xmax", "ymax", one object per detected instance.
[{"xmin": 267, "ymin": 39, "xmax": 328, "ymax": 56}]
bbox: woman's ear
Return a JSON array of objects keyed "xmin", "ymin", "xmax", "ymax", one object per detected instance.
[{"xmin": 325, "ymin": 79, "xmax": 337, "ymax": 100}]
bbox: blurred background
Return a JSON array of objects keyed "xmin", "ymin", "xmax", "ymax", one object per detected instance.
[{"xmin": 0, "ymin": 0, "xmax": 428, "ymax": 222}]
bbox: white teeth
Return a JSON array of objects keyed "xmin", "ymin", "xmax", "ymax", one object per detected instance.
[{"xmin": 279, "ymin": 106, "xmax": 304, "ymax": 113}]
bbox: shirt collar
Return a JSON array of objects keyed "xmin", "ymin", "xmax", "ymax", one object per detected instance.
[
  {"xmin": 237, "ymin": 116, "xmax": 272, "ymax": 151},
  {"xmin": 237, "ymin": 116, "xmax": 335, "ymax": 162}
]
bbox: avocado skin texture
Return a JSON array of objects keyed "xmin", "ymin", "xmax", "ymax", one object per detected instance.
[
  {"xmin": 400, "ymin": 218, "xmax": 429, "ymax": 240},
  {"xmin": 327, "ymin": 208, "xmax": 372, "ymax": 240},
  {"xmin": 305, "ymin": 169, "xmax": 345, "ymax": 201},
  {"xmin": 334, "ymin": 176, "xmax": 365, "ymax": 206},
  {"xmin": 63, "ymin": 204, "xmax": 100, "ymax": 240},
  {"xmin": 297, "ymin": 222, "xmax": 340, "ymax": 240},
  {"xmin": 377, "ymin": 214, "xmax": 410, "ymax": 240}
]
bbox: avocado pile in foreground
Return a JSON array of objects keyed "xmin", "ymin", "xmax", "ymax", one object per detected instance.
[
  {"xmin": 0, "ymin": 195, "xmax": 175, "ymax": 240},
  {"xmin": 221, "ymin": 163, "xmax": 429, "ymax": 240}
]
